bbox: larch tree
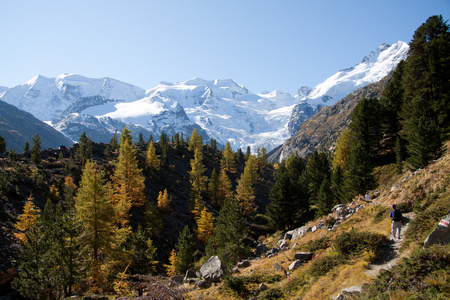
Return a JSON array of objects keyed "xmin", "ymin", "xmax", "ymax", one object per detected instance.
[
  {"xmin": 112, "ymin": 127, "xmax": 146, "ymax": 227},
  {"xmin": 146, "ymin": 140, "xmax": 160, "ymax": 174},
  {"xmin": 165, "ymin": 249, "xmax": 179, "ymax": 276},
  {"xmin": 157, "ymin": 189, "xmax": 172, "ymax": 213},
  {"xmin": 196, "ymin": 207, "xmax": 215, "ymax": 244},
  {"xmin": 188, "ymin": 128, "xmax": 202, "ymax": 152},
  {"xmin": 217, "ymin": 167, "xmax": 234, "ymax": 207},
  {"xmin": 75, "ymin": 161, "xmax": 117, "ymax": 291},
  {"xmin": 189, "ymin": 148, "xmax": 207, "ymax": 216},
  {"xmin": 221, "ymin": 141, "xmax": 236, "ymax": 173},
  {"xmin": 15, "ymin": 195, "xmax": 40, "ymax": 242}
]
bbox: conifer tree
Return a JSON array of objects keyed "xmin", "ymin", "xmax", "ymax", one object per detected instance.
[
  {"xmin": 332, "ymin": 128, "xmax": 352, "ymax": 170},
  {"xmin": 221, "ymin": 141, "xmax": 236, "ymax": 173},
  {"xmin": 146, "ymin": 140, "xmax": 160, "ymax": 174},
  {"xmin": 0, "ymin": 135, "xmax": 5, "ymax": 153},
  {"xmin": 76, "ymin": 132, "xmax": 93, "ymax": 165},
  {"xmin": 75, "ymin": 161, "xmax": 117, "ymax": 291},
  {"xmin": 316, "ymin": 178, "xmax": 333, "ymax": 217},
  {"xmin": 112, "ymin": 127, "xmax": 146, "ymax": 226},
  {"xmin": 188, "ymin": 128, "xmax": 202, "ymax": 152},
  {"xmin": 175, "ymin": 226, "xmax": 196, "ymax": 274},
  {"xmin": 157, "ymin": 189, "xmax": 172, "ymax": 213},
  {"xmin": 235, "ymin": 170, "xmax": 256, "ymax": 216},
  {"xmin": 196, "ymin": 207, "xmax": 215, "ymax": 244},
  {"xmin": 145, "ymin": 202, "xmax": 163, "ymax": 238},
  {"xmin": 330, "ymin": 165, "xmax": 345, "ymax": 205},
  {"xmin": 138, "ymin": 132, "xmax": 145, "ymax": 143},
  {"xmin": 217, "ymin": 167, "xmax": 234, "ymax": 206},
  {"xmin": 15, "ymin": 195, "xmax": 40, "ymax": 242},
  {"xmin": 129, "ymin": 224, "xmax": 157, "ymax": 275},
  {"xmin": 303, "ymin": 151, "xmax": 331, "ymax": 205},
  {"xmin": 208, "ymin": 168, "xmax": 220, "ymax": 206},
  {"xmin": 206, "ymin": 200, "xmax": 249, "ymax": 269},
  {"xmin": 23, "ymin": 141, "xmax": 30, "ymax": 152},
  {"xmin": 31, "ymin": 134, "xmax": 41, "ymax": 164},
  {"xmin": 8, "ymin": 148, "xmax": 17, "ymax": 161},
  {"xmin": 159, "ymin": 131, "xmax": 169, "ymax": 163},
  {"xmin": 165, "ymin": 249, "xmax": 179, "ymax": 276},
  {"xmin": 189, "ymin": 148, "xmax": 207, "ymax": 214}
]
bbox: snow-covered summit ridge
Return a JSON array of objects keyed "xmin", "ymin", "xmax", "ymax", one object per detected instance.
[
  {"xmin": 301, "ymin": 41, "xmax": 409, "ymax": 106},
  {"xmin": 0, "ymin": 41, "xmax": 409, "ymax": 152}
]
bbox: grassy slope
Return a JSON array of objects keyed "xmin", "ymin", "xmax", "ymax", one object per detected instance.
[{"xmin": 190, "ymin": 142, "xmax": 450, "ymax": 299}]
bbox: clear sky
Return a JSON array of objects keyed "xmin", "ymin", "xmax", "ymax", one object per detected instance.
[{"xmin": 0, "ymin": 0, "xmax": 448, "ymax": 95}]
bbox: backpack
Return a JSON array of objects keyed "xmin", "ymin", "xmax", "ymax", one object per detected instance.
[{"xmin": 392, "ymin": 209, "xmax": 402, "ymax": 222}]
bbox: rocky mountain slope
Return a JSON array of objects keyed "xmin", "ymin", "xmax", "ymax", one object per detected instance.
[
  {"xmin": 0, "ymin": 100, "xmax": 73, "ymax": 152},
  {"xmin": 269, "ymin": 73, "xmax": 393, "ymax": 162}
]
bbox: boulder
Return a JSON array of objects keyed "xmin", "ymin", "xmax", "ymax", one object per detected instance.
[
  {"xmin": 195, "ymin": 280, "xmax": 211, "ymax": 289},
  {"xmin": 237, "ymin": 260, "xmax": 251, "ymax": 268},
  {"xmin": 288, "ymin": 260, "xmax": 303, "ymax": 271},
  {"xmin": 424, "ymin": 214, "xmax": 450, "ymax": 248},
  {"xmin": 184, "ymin": 269, "xmax": 199, "ymax": 282},
  {"xmin": 200, "ymin": 256, "xmax": 224, "ymax": 282},
  {"xmin": 332, "ymin": 285, "xmax": 362, "ymax": 300},
  {"xmin": 284, "ymin": 226, "xmax": 311, "ymax": 241},
  {"xmin": 170, "ymin": 275, "xmax": 184, "ymax": 284},
  {"xmin": 278, "ymin": 239, "xmax": 288, "ymax": 249},
  {"xmin": 294, "ymin": 252, "xmax": 313, "ymax": 261}
]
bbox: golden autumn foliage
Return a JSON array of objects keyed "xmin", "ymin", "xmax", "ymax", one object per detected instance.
[{"xmin": 14, "ymin": 195, "xmax": 40, "ymax": 242}]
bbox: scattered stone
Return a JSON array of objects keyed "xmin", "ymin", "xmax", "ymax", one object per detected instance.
[
  {"xmin": 278, "ymin": 239, "xmax": 288, "ymax": 249},
  {"xmin": 237, "ymin": 260, "xmax": 251, "ymax": 268},
  {"xmin": 332, "ymin": 285, "xmax": 362, "ymax": 300},
  {"xmin": 259, "ymin": 283, "xmax": 268, "ymax": 292},
  {"xmin": 184, "ymin": 269, "xmax": 199, "ymax": 282},
  {"xmin": 170, "ymin": 275, "xmax": 184, "ymax": 284},
  {"xmin": 294, "ymin": 252, "xmax": 313, "ymax": 261},
  {"xmin": 289, "ymin": 260, "xmax": 302, "ymax": 271},
  {"xmin": 195, "ymin": 280, "xmax": 211, "ymax": 289},
  {"xmin": 311, "ymin": 225, "xmax": 318, "ymax": 232},
  {"xmin": 274, "ymin": 262, "xmax": 281, "ymax": 271},
  {"xmin": 200, "ymin": 256, "xmax": 224, "ymax": 282},
  {"xmin": 232, "ymin": 268, "xmax": 240, "ymax": 274}
]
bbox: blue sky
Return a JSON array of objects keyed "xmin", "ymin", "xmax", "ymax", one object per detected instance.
[{"xmin": 0, "ymin": 0, "xmax": 448, "ymax": 95}]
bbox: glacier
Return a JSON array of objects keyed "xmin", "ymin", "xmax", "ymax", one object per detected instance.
[{"xmin": 0, "ymin": 41, "xmax": 409, "ymax": 152}]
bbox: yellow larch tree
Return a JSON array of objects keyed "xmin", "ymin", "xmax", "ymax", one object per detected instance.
[
  {"xmin": 157, "ymin": 189, "xmax": 172, "ymax": 213},
  {"xmin": 196, "ymin": 207, "xmax": 215, "ymax": 244},
  {"xmin": 15, "ymin": 195, "xmax": 40, "ymax": 242}
]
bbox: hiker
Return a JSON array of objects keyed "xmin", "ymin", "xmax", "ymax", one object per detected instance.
[{"xmin": 389, "ymin": 204, "xmax": 402, "ymax": 239}]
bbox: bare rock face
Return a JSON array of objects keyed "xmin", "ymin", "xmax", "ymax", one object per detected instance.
[
  {"xmin": 268, "ymin": 73, "xmax": 392, "ymax": 163},
  {"xmin": 424, "ymin": 213, "xmax": 450, "ymax": 248},
  {"xmin": 200, "ymin": 256, "xmax": 224, "ymax": 282}
]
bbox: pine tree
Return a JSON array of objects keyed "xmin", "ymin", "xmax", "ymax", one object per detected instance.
[
  {"xmin": 175, "ymin": 226, "xmax": 196, "ymax": 274},
  {"xmin": 266, "ymin": 164, "xmax": 309, "ymax": 230},
  {"xmin": 129, "ymin": 224, "xmax": 157, "ymax": 275},
  {"xmin": 221, "ymin": 141, "xmax": 236, "ymax": 173},
  {"xmin": 206, "ymin": 200, "xmax": 249, "ymax": 269},
  {"xmin": 110, "ymin": 130, "xmax": 119, "ymax": 151},
  {"xmin": 0, "ymin": 135, "xmax": 5, "ymax": 153},
  {"xmin": 343, "ymin": 142, "xmax": 374, "ymax": 199},
  {"xmin": 330, "ymin": 165, "xmax": 345, "ymax": 205},
  {"xmin": 316, "ymin": 178, "xmax": 333, "ymax": 217},
  {"xmin": 31, "ymin": 134, "xmax": 41, "ymax": 164},
  {"xmin": 146, "ymin": 141, "xmax": 160, "ymax": 174},
  {"xmin": 138, "ymin": 133, "xmax": 145, "ymax": 143},
  {"xmin": 304, "ymin": 152, "xmax": 331, "ymax": 205},
  {"xmin": 159, "ymin": 131, "xmax": 169, "ymax": 163},
  {"xmin": 145, "ymin": 202, "xmax": 163, "ymax": 238},
  {"xmin": 157, "ymin": 189, "xmax": 172, "ymax": 213},
  {"xmin": 23, "ymin": 141, "xmax": 30, "ymax": 152},
  {"xmin": 15, "ymin": 195, "xmax": 41, "ymax": 242},
  {"xmin": 75, "ymin": 161, "xmax": 117, "ymax": 291},
  {"xmin": 8, "ymin": 148, "xmax": 17, "ymax": 161},
  {"xmin": 76, "ymin": 132, "xmax": 93, "ymax": 165},
  {"xmin": 208, "ymin": 168, "xmax": 220, "ymax": 206},
  {"xmin": 196, "ymin": 207, "xmax": 215, "ymax": 244}
]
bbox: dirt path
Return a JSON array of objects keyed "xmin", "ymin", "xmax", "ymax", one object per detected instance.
[{"xmin": 364, "ymin": 212, "xmax": 416, "ymax": 277}]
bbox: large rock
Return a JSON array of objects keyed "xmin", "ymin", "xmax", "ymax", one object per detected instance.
[
  {"xmin": 294, "ymin": 252, "xmax": 313, "ymax": 261},
  {"xmin": 289, "ymin": 260, "xmax": 303, "ymax": 271},
  {"xmin": 200, "ymin": 256, "xmax": 224, "ymax": 282},
  {"xmin": 424, "ymin": 214, "xmax": 450, "ymax": 248},
  {"xmin": 284, "ymin": 226, "xmax": 311, "ymax": 241}
]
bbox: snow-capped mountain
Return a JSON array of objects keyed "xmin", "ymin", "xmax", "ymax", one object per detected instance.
[
  {"xmin": 0, "ymin": 41, "xmax": 409, "ymax": 152},
  {"xmin": 288, "ymin": 41, "xmax": 409, "ymax": 134}
]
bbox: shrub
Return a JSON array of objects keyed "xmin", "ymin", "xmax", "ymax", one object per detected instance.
[
  {"xmin": 333, "ymin": 230, "xmax": 384, "ymax": 259},
  {"xmin": 299, "ymin": 237, "xmax": 331, "ymax": 252},
  {"xmin": 223, "ymin": 275, "xmax": 250, "ymax": 297},
  {"xmin": 308, "ymin": 255, "xmax": 343, "ymax": 277},
  {"xmin": 261, "ymin": 287, "xmax": 284, "ymax": 299},
  {"xmin": 372, "ymin": 205, "xmax": 390, "ymax": 224}
]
